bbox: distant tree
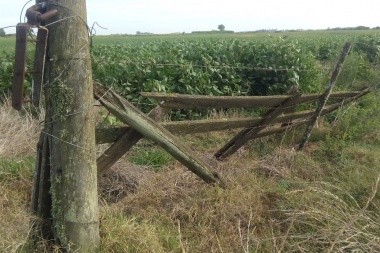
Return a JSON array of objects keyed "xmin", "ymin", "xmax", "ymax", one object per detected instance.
[
  {"xmin": 136, "ymin": 31, "xmax": 141, "ymax": 35},
  {"xmin": 218, "ymin": 24, "xmax": 225, "ymax": 31},
  {"xmin": 355, "ymin": 26, "xmax": 370, "ymax": 30},
  {"xmin": 0, "ymin": 28, "xmax": 5, "ymax": 37}
]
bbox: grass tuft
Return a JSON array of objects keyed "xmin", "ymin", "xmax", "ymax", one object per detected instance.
[{"xmin": 0, "ymin": 98, "xmax": 43, "ymax": 157}]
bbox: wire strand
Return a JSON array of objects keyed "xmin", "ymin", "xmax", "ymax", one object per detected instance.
[
  {"xmin": 20, "ymin": 0, "xmax": 33, "ymax": 24},
  {"xmin": 44, "ymin": 15, "xmax": 78, "ymax": 27},
  {"xmin": 91, "ymin": 59, "xmax": 331, "ymax": 73}
]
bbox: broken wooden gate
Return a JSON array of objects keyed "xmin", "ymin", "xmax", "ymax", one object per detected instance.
[{"xmin": 94, "ymin": 82, "xmax": 369, "ymax": 184}]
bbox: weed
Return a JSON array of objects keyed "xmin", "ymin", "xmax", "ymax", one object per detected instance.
[
  {"xmin": 0, "ymin": 156, "xmax": 35, "ymax": 183},
  {"xmin": 129, "ymin": 147, "xmax": 173, "ymax": 170}
]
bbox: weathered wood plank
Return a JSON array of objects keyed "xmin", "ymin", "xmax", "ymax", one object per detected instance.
[
  {"xmin": 214, "ymin": 93, "xmax": 302, "ymax": 160},
  {"xmin": 250, "ymin": 119, "xmax": 312, "ymax": 140},
  {"xmin": 140, "ymin": 90, "xmax": 365, "ymax": 109},
  {"xmin": 94, "ymin": 82, "xmax": 225, "ymax": 187},
  {"xmin": 97, "ymin": 106, "xmax": 168, "ymax": 174},
  {"xmin": 96, "ymin": 126, "xmax": 127, "ymax": 144},
  {"xmin": 95, "ymin": 111, "xmax": 308, "ymax": 144},
  {"xmin": 39, "ymin": 0, "xmax": 100, "ymax": 249}
]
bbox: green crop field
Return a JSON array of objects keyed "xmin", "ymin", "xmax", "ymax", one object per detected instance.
[
  {"xmin": 0, "ymin": 36, "xmax": 15, "ymax": 50},
  {"xmin": 1, "ymin": 29, "xmax": 380, "ymax": 252},
  {"xmin": 4, "ymin": 29, "xmax": 379, "ymax": 114},
  {"xmin": 90, "ymin": 29, "xmax": 380, "ymax": 44}
]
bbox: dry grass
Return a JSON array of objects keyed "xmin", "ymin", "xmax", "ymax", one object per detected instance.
[
  {"xmin": 0, "ymin": 98, "xmax": 43, "ymax": 157},
  {"xmin": 0, "ymin": 98, "xmax": 41, "ymax": 253},
  {"xmin": 1, "ymin": 98, "xmax": 380, "ymax": 252},
  {"xmin": 275, "ymin": 178, "xmax": 380, "ymax": 252},
  {"xmin": 0, "ymin": 179, "xmax": 33, "ymax": 252},
  {"xmin": 101, "ymin": 162, "xmax": 273, "ymax": 253}
]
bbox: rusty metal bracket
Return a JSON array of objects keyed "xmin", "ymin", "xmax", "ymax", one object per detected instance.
[
  {"xmin": 26, "ymin": 3, "xmax": 58, "ymax": 26},
  {"xmin": 12, "ymin": 25, "xmax": 28, "ymax": 110},
  {"xmin": 12, "ymin": 3, "xmax": 57, "ymax": 110}
]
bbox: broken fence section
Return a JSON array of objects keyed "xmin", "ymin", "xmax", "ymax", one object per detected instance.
[{"xmin": 95, "ymin": 81, "xmax": 369, "ymax": 185}]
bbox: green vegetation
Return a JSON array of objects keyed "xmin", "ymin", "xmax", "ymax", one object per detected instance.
[
  {"xmin": 0, "ymin": 156, "xmax": 34, "ymax": 182},
  {"xmin": 218, "ymin": 24, "xmax": 225, "ymax": 31},
  {"xmin": 0, "ymin": 36, "xmax": 15, "ymax": 49},
  {"xmin": 1, "ymin": 29, "xmax": 380, "ymax": 252},
  {"xmin": 129, "ymin": 145, "xmax": 174, "ymax": 170},
  {"xmin": 92, "ymin": 38, "xmax": 321, "ymax": 99},
  {"xmin": 2, "ymin": 30, "xmax": 379, "ymax": 107}
]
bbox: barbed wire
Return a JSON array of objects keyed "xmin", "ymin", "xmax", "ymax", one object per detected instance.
[
  {"xmin": 90, "ymin": 22, "xmax": 108, "ymax": 37},
  {"xmin": 19, "ymin": 0, "xmax": 33, "ymax": 24},
  {"xmin": 40, "ymin": 130, "xmax": 108, "ymax": 155},
  {"xmin": 44, "ymin": 15, "xmax": 78, "ymax": 28},
  {"xmin": 0, "ymin": 25, "xmax": 19, "ymax": 30},
  {"xmin": 90, "ymin": 58, "xmax": 374, "ymax": 74}
]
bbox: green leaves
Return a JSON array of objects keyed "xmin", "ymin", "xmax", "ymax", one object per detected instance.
[
  {"xmin": 91, "ymin": 38, "xmax": 323, "ymax": 111},
  {"xmin": 2, "ymin": 33, "xmax": 379, "ymax": 117}
]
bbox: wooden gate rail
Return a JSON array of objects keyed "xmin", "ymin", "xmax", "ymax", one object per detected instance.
[
  {"xmin": 140, "ymin": 90, "xmax": 365, "ymax": 110},
  {"xmin": 139, "ymin": 87, "xmax": 369, "ymax": 159}
]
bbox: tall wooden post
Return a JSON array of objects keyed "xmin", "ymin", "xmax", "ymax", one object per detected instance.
[
  {"xmin": 297, "ymin": 42, "xmax": 352, "ymax": 151},
  {"xmin": 32, "ymin": 0, "xmax": 100, "ymax": 251}
]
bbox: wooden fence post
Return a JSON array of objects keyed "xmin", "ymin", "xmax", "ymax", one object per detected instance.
[
  {"xmin": 31, "ymin": 0, "xmax": 100, "ymax": 251},
  {"xmin": 297, "ymin": 42, "xmax": 352, "ymax": 151}
]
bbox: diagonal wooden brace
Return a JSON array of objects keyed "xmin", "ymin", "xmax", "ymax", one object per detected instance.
[
  {"xmin": 97, "ymin": 105, "xmax": 169, "ymax": 175},
  {"xmin": 297, "ymin": 42, "xmax": 352, "ymax": 151},
  {"xmin": 214, "ymin": 92, "xmax": 302, "ymax": 160},
  {"xmin": 94, "ymin": 82, "xmax": 225, "ymax": 187}
]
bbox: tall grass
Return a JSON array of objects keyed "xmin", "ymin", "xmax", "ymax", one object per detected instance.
[{"xmin": 0, "ymin": 99, "xmax": 42, "ymax": 253}]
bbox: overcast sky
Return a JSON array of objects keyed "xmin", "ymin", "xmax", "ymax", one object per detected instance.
[{"xmin": 1, "ymin": 0, "xmax": 379, "ymax": 35}]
